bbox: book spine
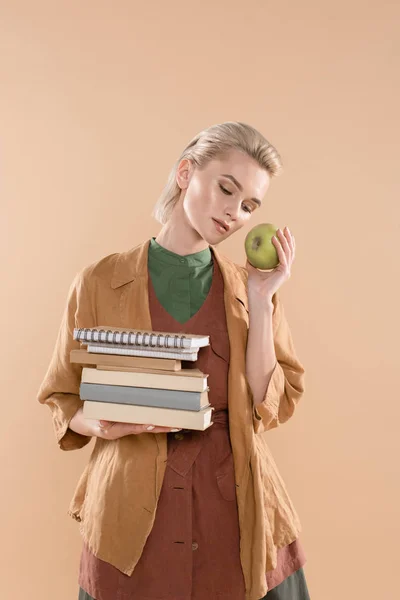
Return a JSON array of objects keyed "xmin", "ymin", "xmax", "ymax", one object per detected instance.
[
  {"xmin": 82, "ymin": 367, "xmax": 207, "ymax": 392},
  {"xmin": 87, "ymin": 344, "xmax": 198, "ymax": 361},
  {"xmin": 86, "ymin": 342, "xmax": 193, "ymax": 354},
  {"xmin": 74, "ymin": 328, "xmax": 191, "ymax": 349},
  {"xmin": 83, "ymin": 400, "xmax": 213, "ymax": 431},
  {"xmin": 80, "ymin": 382, "xmax": 207, "ymax": 411},
  {"xmin": 70, "ymin": 349, "xmax": 181, "ymax": 371}
]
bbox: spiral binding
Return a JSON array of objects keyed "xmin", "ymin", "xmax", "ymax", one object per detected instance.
[{"xmin": 74, "ymin": 328, "xmax": 188, "ymax": 349}]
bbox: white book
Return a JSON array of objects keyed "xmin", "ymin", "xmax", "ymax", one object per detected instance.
[
  {"xmin": 83, "ymin": 400, "xmax": 214, "ymax": 431},
  {"xmin": 73, "ymin": 326, "xmax": 209, "ymax": 350},
  {"xmin": 86, "ymin": 344, "xmax": 199, "ymax": 361}
]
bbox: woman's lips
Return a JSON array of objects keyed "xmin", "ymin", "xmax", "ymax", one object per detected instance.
[{"xmin": 212, "ymin": 218, "xmax": 227, "ymax": 234}]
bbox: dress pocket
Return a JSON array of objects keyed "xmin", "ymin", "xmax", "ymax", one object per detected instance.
[{"xmin": 215, "ymin": 451, "xmax": 237, "ymax": 502}]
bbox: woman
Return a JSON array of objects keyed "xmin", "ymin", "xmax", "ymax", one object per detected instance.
[{"xmin": 38, "ymin": 122, "xmax": 310, "ymax": 600}]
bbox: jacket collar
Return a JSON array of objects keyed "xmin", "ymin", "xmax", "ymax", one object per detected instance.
[{"xmin": 110, "ymin": 239, "xmax": 249, "ymax": 311}]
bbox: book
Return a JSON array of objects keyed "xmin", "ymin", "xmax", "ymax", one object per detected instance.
[
  {"xmin": 86, "ymin": 344, "xmax": 199, "ymax": 361},
  {"xmin": 96, "ymin": 365, "xmax": 201, "ymax": 375},
  {"xmin": 80, "ymin": 382, "xmax": 210, "ymax": 411},
  {"xmin": 81, "ymin": 366, "xmax": 209, "ymax": 392},
  {"xmin": 73, "ymin": 326, "xmax": 209, "ymax": 350},
  {"xmin": 83, "ymin": 400, "xmax": 214, "ymax": 431},
  {"xmin": 70, "ymin": 349, "xmax": 182, "ymax": 371}
]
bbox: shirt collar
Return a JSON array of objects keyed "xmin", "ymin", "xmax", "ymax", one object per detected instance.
[{"xmin": 149, "ymin": 237, "xmax": 212, "ymax": 268}]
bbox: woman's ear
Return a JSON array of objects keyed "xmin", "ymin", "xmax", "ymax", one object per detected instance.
[{"xmin": 176, "ymin": 158, "xmax": 193, "ymax": 190}]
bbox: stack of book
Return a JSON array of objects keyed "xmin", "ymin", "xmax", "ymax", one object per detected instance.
[{"xmin": 70, "ymin": 326, "xmax": 213, "ymax": 431}]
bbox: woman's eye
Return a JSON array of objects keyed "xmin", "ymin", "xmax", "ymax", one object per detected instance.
[
  {"xmin": 219, "ymin": 182, "xmax": 252, "ymax": 213},
  {"xmin": 219, "ymin": 184, "xmax": 232, "ymax": 195}
]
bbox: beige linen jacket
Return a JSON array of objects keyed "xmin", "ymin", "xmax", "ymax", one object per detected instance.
[{"xmin": 37, "ymin": 238, "xmax": 305, "ymax": 600}]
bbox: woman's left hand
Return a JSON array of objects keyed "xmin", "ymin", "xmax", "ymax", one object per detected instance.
[{"xmin": 245, "ymin": 226, "xmax": 296, "ymax": 306}]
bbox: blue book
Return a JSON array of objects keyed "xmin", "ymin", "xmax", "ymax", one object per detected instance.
[{"xmin": 80, "ymin": 382, "xmax": 210, "ymax": 412}]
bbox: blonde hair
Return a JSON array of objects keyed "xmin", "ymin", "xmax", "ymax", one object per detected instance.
[{"xmin": 152, "ymin": 121, "xmax": 283, "ymax": 225}]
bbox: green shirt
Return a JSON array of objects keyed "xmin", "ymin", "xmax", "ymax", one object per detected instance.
[{"xmin": 147, "ymin": 237, "xmax": 213, "ymax": 324}]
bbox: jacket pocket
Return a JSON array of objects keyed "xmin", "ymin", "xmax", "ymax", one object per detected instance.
[
  {"xmin": 236, "ymin": 295, "xmax": 248, "ymax": 314},
  {"xmin": 209, "ymin": 332, "xmax": 230, "ymax": 363},
  {"xmin": 68, "ymin": 462, "xmax": 91, "ymax": 522},
  {"xmin": 67, "ymin": 438, "xmax": 104, "ymax": 523},
  {"xmin": 254, "ymin": 435, "xmax": 302, "ymax": 547}
]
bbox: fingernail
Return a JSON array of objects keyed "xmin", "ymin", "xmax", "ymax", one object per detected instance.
[
  {"xmin": 146, "ymin": 425, "xmax": 155, "ymax": 430},
  {"xmin": 171, "ymin": 428, "xmax": 182, "ymax": 432}
]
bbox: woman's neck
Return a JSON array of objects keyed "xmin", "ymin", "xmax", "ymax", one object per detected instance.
[{"xmin": 154, "ymin": 202, "xmax": 210, "ymax": 257}]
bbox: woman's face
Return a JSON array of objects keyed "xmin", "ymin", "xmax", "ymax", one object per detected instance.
[{"xmin": 177, "ymin": 149, "xmax": 271, "ymax": 244}]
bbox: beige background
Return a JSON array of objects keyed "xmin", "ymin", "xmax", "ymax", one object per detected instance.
[{"xmin": 1, "ymin": 1, "xmax": 399, "ymax": 599}]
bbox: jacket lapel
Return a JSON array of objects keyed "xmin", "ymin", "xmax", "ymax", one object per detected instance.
[
  {"xmin": 212, "ymin": 246, "xmax": 253, "ymax": 489},
  {"xmin": 111, "ymin": 239, "xmax": 153, "ymax": 331}
]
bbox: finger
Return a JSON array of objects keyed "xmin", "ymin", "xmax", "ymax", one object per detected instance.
[
  {"xmin": 97, "ymin": 422, "xmax": 185, "ymax": 438},
  {"xmin": 283, "ymin": 227, "xmax": 292, "ymax": 245},
  {"xmin": 245, "ymin": 258, "xmax": 258, "ymax": 273},
  {"xmin": 122, "ymin": 424, "xmax": 183, "ymax": 435},
  {"xmin": 284, "ymin": 227, "xmax": 295, "ymax": 257},
  {"xmin": 278, "ymin": 229, "xmax": 292, "ymax": 264},
  {"xmin": 99, "ymin": 420, "xmax": 115, "ymax": 429},
  {"xmin": 95, "ymin": 424, "xmax": 112, "ymax": 437},
  {"xmin": 143, "ymin": 424, "xmax": 183, "ymax": 433},
  {"xmin": 98, "ymin": 421, "xmax": 131, "ymax": 436},
  {"xmin": 277, "ymin": 228, "xmax": 290, "ymax": 253},
  {"xmin": 272, "ymin": 234, "xmax": 287, "ymax": 266}
]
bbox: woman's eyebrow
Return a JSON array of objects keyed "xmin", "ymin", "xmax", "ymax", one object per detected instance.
[{"xmin": 221, "ymin": 174, "xmax": 261, "ymax": 206}]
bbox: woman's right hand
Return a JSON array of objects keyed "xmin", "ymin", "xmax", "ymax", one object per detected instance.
[
  {"xmin": 96, "ymin": 418, "xmax": 182, "ymax": 439},
  {"xmin": 69, "ymin": 407, "xmax": 182, "ymax": 440}
]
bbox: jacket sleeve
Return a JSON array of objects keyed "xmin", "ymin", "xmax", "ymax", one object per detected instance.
[
  {"xmin": 252, "ymin": 291, "xmax": 305, "ymax": 434},
  {"xmin": 37, "ymin": 267, "xmax": 95, "ymax": 451}
]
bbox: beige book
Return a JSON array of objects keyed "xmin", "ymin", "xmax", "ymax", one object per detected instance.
[
  {"xmin": 82, "ymin": 366, "xmax": 209, "ymax": 392},
  {"xmin": 97, "ymin": 365, "xmax": 204, "ymax": 377},
  {"xmin": 70, "ymin": 349, "xmax": 182, "ymax": 371},
  {"xmin": 83, "ymin": 400, "xmax": 214, "ymax": 431}
]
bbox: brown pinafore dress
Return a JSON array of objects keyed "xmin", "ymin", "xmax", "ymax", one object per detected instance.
[{"xmin": 78, "ymin": 255, "xmax": 306, "ymax": 600}]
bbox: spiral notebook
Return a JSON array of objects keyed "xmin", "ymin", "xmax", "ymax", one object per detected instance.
[{"xmin": 73, "ymin": 326, "xmax": 209, "ymax": 361}]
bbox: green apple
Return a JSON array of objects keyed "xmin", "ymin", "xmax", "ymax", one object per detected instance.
[{"xmin": 244, "ymin": 223, "xmax": 279, "ymax": 269}]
